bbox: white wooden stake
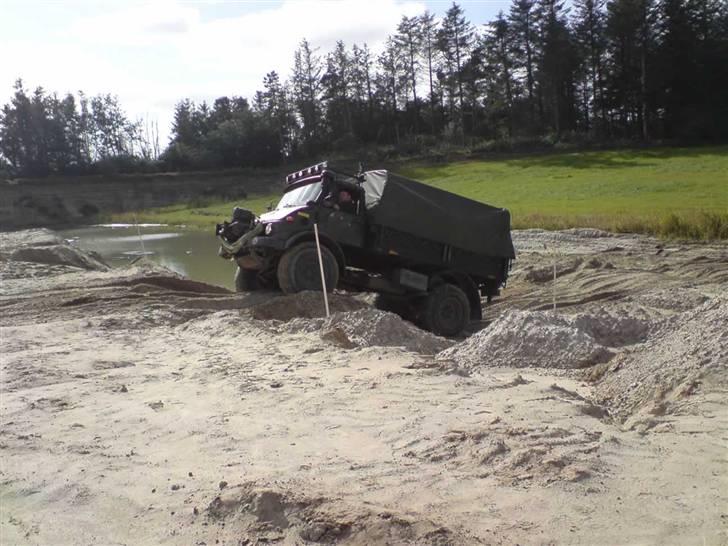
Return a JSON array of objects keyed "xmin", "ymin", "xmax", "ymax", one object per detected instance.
[
  {"xmin": 553, "ymin": 260, "xmax": 557, "ymax": 311},
  {"xmin": 544, "ymin": 242, "xmax": 557, "ymax": 312},
  {"xmin": 133, "ymin": 213, "xmax": 146, "ymax": 255},
  {"xmin": 313, "ymin": 223, "xmax": 330, "ymax": 318}
]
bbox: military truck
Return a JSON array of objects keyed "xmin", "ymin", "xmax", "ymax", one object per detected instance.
[{"xmin": 216, "ymin": 162, "xmax": 515, "ymax": 336}]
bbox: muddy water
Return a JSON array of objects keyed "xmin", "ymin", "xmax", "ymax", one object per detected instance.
[{"xmin": 60, "ymin": 225, "xmax": 237, "ymax": 290}]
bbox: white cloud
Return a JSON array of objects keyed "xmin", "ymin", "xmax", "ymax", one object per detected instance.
[
  {"xmin": 2, "ymin": 0, "xmax": 426, "ymax": 145},
  {"xmin": 68, "ymin": 0, "xmax": 201, "ymax": 45}
]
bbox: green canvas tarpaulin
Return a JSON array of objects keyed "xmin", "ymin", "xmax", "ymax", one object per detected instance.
[{"xmin": 361, "ymin": 170, "xmax": 515, "ymax": 259}]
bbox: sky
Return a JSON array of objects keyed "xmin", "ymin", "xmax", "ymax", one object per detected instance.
[{"xmin": 1, "ymin": 0, "xmax": 511, "ymax": 145}]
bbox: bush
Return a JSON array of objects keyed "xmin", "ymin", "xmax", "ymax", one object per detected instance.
[
  {"xmin": 79, "ymin": 203, "xmax": 100, "ymax": 217},
  {"xmin": 160, "ymin": 143, "xmax": 221, "ymax": 171},
  {"xmin": 0, "ymin": 158, "xmax": 15, "ymax": 178},
  {"xmin": 330, "ymin": 133, "xmax": 361, "ymax": 153},
  {"xmin": 92, "ymin": 155, "xmax": 161, "ymax": 175}
]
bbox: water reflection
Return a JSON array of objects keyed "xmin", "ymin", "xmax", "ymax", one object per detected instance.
[
  {"xmin": 105, "ymin": 233, "xmax": 182, "ymax": 243},
  {"xmin": 60, "ymin": 225, "xmax": 236, "ymax": 290}
]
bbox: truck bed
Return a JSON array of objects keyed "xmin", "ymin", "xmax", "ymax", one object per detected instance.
[{"xmin": 360, "ymin": 170, "xmax": 515, "ymax": 260}]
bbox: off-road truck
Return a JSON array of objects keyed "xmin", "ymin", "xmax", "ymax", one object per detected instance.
[{"xmin": 216, "ymin": 162, "xmax": 515, "ymax": 336}]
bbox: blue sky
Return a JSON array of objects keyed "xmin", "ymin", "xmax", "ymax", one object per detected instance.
[{"xmin": 1, "ymin": 0, "xmax": 511, "ymax": 143}]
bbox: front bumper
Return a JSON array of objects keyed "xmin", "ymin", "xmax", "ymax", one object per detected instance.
[
  {"xmin": 250, "ymin": 236, "xmax": 285, "ymax": 250},
  {"xmin": 217, "ymin": 233, "xmax": 286, "ymax": 262}
]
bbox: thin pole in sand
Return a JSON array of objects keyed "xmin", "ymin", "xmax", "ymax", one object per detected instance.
[
  {"xmin": 313, "ymin": 223, "xmax": 330, "ymax": 318},
  {"xmin": 133, "ymin": 213, "xmax": 146, "ymax": 255},
  {"xmin": 544, "ymin": 242, "xmax": 557, "ymax": 312},
  {"xmin": 553, "ymin": 260, "xmax": 557, "ymax": 311}
]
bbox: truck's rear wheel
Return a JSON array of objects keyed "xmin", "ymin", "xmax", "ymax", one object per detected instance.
[
  {"xmin": 421, "ymin": 284, "xmax": 470, "ymax": 337},
  {"xmin": 234, "ymin": 266, "xmax": 260, "ymax": 292},
  {"xmin": 277, "ymin": 242, "xmax": 339, "ymax": 294}
]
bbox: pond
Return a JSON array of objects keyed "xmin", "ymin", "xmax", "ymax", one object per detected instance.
[{"xmin": 60, "ymin": 225, "xmax": 237, "ymax": 291}]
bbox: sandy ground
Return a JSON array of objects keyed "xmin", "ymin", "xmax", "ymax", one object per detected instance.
[{"xmin": 1, "ymin": 228, "xmax": 726, "ymax": 545}]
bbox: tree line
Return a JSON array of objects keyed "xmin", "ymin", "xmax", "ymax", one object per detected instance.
[
  {"xmin": 2, "ymin": 0, "xmax": 727, "ymax": 177},
  {"xmin": 0, "ymin": 81, "xmax": 161, "ymax": 177}
]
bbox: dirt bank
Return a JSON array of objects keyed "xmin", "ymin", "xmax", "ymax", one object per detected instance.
[
  {"xmin": 0, "ymin": 168, "xmax": 285, "ymax": 229},
  {"xmin": 1, "ymin": 229, "xmax": 726, "ymax": 545}
]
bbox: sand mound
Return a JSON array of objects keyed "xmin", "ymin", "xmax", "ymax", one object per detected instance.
[
  {"xmin": 632, "ymin": 287, "xmax": 710, "ymax": 313},
  {"xmin": 569, "ymin": 305, "xmax": 653, "ymax": 347},
  {"xmin": 7, "ymin": 244, "xmax": 108, "ymax": 271},
  {"xmin": 0, "ymin": 227, "xmax": 62, "ymax": 249},
  {"xmin": 439, "ymin": 309, "xmax": 613, "ymax": 369},
  {"xmin": 250, "ymin": 290, "xmax": 367, "ymax": 321},
  {"xmin": 520, "ymin": 258, "xmax": 583, "ymax": 283},
  {"xmin": 563, "ymin": 228, "xmax": 615, "ymax": 239},
  {"xmin": 594, "ymin": 297, "xmax": 728, "ymax": 425},
  {"xmin": 284, "ymin": 308, "xmax": 453, "ymax": 354},
  {"xmin": 518, "ymin": 256, "xmax": 618, "ymax": 284},
  {"xmin": 123, "ymin": 274, "xmax": 231, "ymax": 294},
  {"xmin": 203, "ymin": 481, "xmax": 461, "ymax": 544},
  {"xmin": 0, "ymin": 228, "xmax": 107, "ymax": 271},
  {"xmin": 405, "ymin": 418, "xmax": 603, "ymax": 486},
  {"xmin": 512, "ymin": 228, "xmax": 655, "ymax": 255},
  {"xmin": 176, "ymin": 310, "xmax": 268, "ymax": 339}
]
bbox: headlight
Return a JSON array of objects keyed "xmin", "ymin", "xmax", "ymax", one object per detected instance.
[{"xmin": 264, "ymin": 223, "xmax": 273, "ymax": 235}]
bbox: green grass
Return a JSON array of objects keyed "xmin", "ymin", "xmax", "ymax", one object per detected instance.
[
  {"xmin": 400, "ymin": 146, "xmax": 728, "ymax": 239},
  {"xmin": 111, "ymin": 194, "xmax": 278, "ymax": 228},
  {"xmin": 110, "ymin": 146, "xmax": 728, "ymax": 239}
]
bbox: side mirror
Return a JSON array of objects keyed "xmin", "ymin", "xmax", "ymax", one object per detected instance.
[
  {"xmin": 306, "ymin": 200, "xmax": 317, "ymax": 207},
  {"xmin": 266, "ymin": 201, "xmax": 274, "ymax": 211}
]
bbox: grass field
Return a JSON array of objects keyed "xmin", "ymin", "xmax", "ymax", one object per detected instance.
[
  {"xmin": 111, "ymin": 146, "xmax": 728, "ymax": 239},
  {"xmin": 112, "ymin": 194, "xmax": 276, "ymax": 229}
]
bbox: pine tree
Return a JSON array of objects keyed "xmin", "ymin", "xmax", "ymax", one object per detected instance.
[
  {"xmin": 321, "ymin": 40, "xmax": 353, "ymax": 141},
  {"xmin": 482, "ymin": 12, "xmax": 519, "ymax": 137},
  {"xmin": 509, "ymin": 0, "xmax": 539, "ymax": 128},
  {"xmin": 657, "ymin": 0, "xmax": 728, "ymax": 139},
  {"xmin": 0, "ymin": 80, "xmax": 33, "ymax": 174},
  {"xmin": 256, "ymin": 71, "xmax": 296, "ymax": 158},
  {"xmin": 437, "ymin": 2, "xmax": 474, "ymax": 135},
  {"xmin": 604, "ymin": 0, "xmax": 657, "ymax": 140},
  {"xmin": 291, "ymin": 38, "xmax": 323, "ymax": 154},
  {"xmin": 395, "ymin": 15, "xmax": 422, "ymax": 133},
  {"xmin": 536, "ymin": 0, "xmax": 579, "ymax": 136},
  {"xmin": 377, "ymin": 37, "xmax": 406, "ymax": 143},
  {"xmin": 573, "ymin": 0, "xmax": 607, "ymax": 134},
  {"xmin": 418, "ymin": 11, "xmax": 440, "ymax": 133},
  {"xmin": 351, "ymin": 43, "xmax": 375, "ymax": 141}
]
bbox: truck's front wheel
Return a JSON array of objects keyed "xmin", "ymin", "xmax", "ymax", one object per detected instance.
[
  {"xmin": 421, "ymin": 284, "xmax": 470, "ymax": 337},
  {"xmin": 234, "ymin": 266, "xmax": 260, "ymax": 292},
  {"xmin": 277, "ymin": 242, "xmax": 339, "ymax": 294}
]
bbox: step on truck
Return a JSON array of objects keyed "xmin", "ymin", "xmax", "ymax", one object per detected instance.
[{"xmin": 216, "ymin": 162, "xmax": 515, "ymax": 337}]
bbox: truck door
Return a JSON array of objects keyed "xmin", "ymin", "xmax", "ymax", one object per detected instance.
[
  {"xmin": 320, "ymin": 187, "xmax": 366, "ymax": 248},
  {"xmin": 323, "ymin": 210, "xmax": 366, "ymax": 248}
]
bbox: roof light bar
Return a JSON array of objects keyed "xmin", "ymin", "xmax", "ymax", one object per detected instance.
[{"xmin": 285, "ymin": 161, "xmax": 328, "ymax": 184}]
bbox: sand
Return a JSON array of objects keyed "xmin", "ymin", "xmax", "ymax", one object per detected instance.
[
  {"xmin": 1, "ymin": 228, "xmax": 727, "ymax": 545},
  {"xmin": 437, "ymin": 309, "xmax": 614, "ymax": 369},
  {"xmin": 280, "ymin": 308, "xmax": 453, "ymax": 354},
  {"xmin": 594, "ymin": 297, "xmax": 728, "ymax": 427}
]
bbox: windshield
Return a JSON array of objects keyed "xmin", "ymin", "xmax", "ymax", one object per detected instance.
[{"xmin": 277, "ymin": 181, "xmax": 322, "ymax": 209}]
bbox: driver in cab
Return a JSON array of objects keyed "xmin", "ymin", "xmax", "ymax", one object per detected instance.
[{"xmin": 323, "ymin": 185, "xmax": 358, "ymax": 214}]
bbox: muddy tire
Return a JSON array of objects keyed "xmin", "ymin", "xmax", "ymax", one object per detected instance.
[
  {"xmin": 420, "ymin": 284, "xmax": 470, "ymax": 337},
  {"xmin": 234, "ymin": 266, "xmax": 260, "ymax": 292},
  {"xmin": 276, "ymin": 242, "xmax": 339, "ymax": 294}
]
